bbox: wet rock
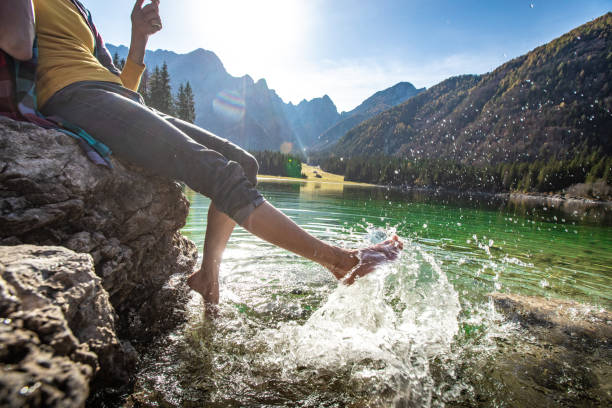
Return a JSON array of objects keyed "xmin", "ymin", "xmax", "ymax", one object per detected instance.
[
  {"xmin": 0, "ymin": 117, "xmax": 198, "ymax": 404},
  {"xmin": 486, "ymin": 293, "xmax": 612, "ymax": 407},
  {"xmin": 0, "ymin": 246, "xmax": 127, "ymax": 383},
  {"xmin": 490, "ymin": 292, "xmax": 611, "ymax": 350},
  {"xmin": 0, "ymin": 246, "xmax": 113, "ymax": 407},
  {"xmin": 506, "ymin": 192, "xmax": 612, "ymax": 224},
  {"xmin": 0, "ymin": 118, "xmax": 197, "ymax": 340},
  {"xmin": 0, "ymin": 321, "xmax": 91, "ymax": 408}
]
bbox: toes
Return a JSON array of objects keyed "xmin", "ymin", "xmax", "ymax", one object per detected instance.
[{"xmin": 390, "ymin": 235, "xmax": 404, "ymax": 250}]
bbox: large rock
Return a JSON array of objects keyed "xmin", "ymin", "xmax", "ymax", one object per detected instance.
[
  {"xmin": 490, "ymin": 292, "xmax": 611, "ymax": 349},
  {"xmin": 0, "ymin": 118, "xmax": 198, "ymax": 395},
  {"xmin": 0, "ymin": 245, "xmax": 128, "ymax": 377},
  {"xmin": 488, "ymin": 293, "xmax": 611, "ymax": 407},
  {"xmin": 0, "ymin": 246, "xmax": 106, "ymax": 407},
  {"xmin": 0, "ymin": 118, "xmax": 197, "ymax": 339}
]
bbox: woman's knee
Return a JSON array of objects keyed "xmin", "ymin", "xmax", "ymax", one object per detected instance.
[{"xmin": 240, "ymin": 153, "xmax": 259, "ymax": 186}]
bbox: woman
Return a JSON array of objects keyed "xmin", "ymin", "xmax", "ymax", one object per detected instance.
[{"xmin": 2, "ymin": 0, "xmax": 403, "ymax": 315}]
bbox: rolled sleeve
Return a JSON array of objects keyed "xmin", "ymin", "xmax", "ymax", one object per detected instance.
[{"xmin": 120, "ymin": 58, "xmax": 145, "ymax": 92}]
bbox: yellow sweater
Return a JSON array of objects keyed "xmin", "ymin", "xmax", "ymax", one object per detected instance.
[{"xmin": 34, "ymin": 0, "xmax": 144, "ymax": 108}]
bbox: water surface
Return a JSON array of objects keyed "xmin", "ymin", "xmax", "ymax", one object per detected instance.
[{"xmin": 135, "ymin": 180, "xmax": 611, "ymax": 407}]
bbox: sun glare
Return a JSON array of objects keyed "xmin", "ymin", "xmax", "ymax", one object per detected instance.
[{"xmin": 189, "ymin": 0, "xmax": 309, "ymax": 78}]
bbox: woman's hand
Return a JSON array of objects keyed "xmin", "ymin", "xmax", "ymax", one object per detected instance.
[
  {"xmin": 127, "ymin": 0, "xmax": 161, "ymax": 66},
  {"xmin": 131, "ymin": 0, "xmax": 162, "ymax": 39}
]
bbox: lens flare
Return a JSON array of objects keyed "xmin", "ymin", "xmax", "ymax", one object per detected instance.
[
  {"xmin": 212, "ymin": 89, "xmax": 245, "ymax": 122},
  {"xmin": 280, "ymin": 141, "xmax": 293, "ymax": 154}
]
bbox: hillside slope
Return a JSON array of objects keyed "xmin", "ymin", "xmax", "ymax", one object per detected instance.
[
  {"xmin": 314, "ymin": 82, "xmax": 424, "ymax": 150},
  {"xmin": 331, "ymin": 13, "xmax": 612, "ymax": 164}
]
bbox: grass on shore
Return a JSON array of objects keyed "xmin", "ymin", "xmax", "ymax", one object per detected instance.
[{"xmin": 258, "ymin": 164, "xmax": 372, "ymax": 186}]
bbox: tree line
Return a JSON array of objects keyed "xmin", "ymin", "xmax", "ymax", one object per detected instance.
[
  {"xmin": 251, "ymin": 151, "xmax": 305, "ymax": 179},
  {"xmin": 113, "ymin": 53, "xmax": 195, "ymax": 123},
  {"xmin": 314, "ymin": 149, "xmax": 612, "ymax": 198}
]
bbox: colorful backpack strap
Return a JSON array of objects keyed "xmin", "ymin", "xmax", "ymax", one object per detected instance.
[{"xmin": 4, "ymin": 39, "xmax": 113, "ymax": 167}]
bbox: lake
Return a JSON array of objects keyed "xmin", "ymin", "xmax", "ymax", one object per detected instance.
[{"xmin": 134, "ymin": 179, "xmax": 611, "ymax": 407}]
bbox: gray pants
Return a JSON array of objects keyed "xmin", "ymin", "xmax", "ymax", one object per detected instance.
[{"xmin": 41, "ymin": 81, "xmax": 264, "ymax": 224}]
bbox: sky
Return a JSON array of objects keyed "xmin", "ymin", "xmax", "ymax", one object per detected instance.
[{"xmin": 85, "ymin": 0, "xmax": 611, "ymax": 112}]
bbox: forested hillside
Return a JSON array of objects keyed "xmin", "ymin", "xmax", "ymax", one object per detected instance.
[
  {"xmin": 331, "ymin": 13, "xmax": 611, "ymax": 164},
  {"xmin": 314, "ymin": 82, "xmax": 424, "ymax": 150}
]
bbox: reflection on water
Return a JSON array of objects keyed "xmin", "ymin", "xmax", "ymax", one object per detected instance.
[{"xmin": 137, "ymin": 181, "xmax": 611, "ymax": 407}]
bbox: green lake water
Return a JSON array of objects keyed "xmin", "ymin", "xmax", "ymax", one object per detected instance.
[{"xmin": 134, "ymin": 180, "xmax": 612, "ymax": 407}]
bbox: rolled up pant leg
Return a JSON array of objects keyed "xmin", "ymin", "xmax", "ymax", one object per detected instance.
[
  {"xmin": 157, "ymin": 112, "xmax": 259, "ymax": 187},
  {"xmin": 41, "ymin": 81, "xmax": 264, "ymax": 224}
]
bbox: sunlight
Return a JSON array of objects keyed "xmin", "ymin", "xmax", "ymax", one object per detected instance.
[{"xmin": 189, "ymin": 0, "xmax": 310, "ymax": 78}]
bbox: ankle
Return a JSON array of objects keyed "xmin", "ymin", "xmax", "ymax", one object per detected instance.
[{"xmin": 325, "ymin": 247, "xmax": 359, "ymax": 279}]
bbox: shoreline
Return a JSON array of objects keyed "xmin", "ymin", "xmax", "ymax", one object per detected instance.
[{"xmin": 256, "ymin": 170, "xmax": 612, "ymax": 223}]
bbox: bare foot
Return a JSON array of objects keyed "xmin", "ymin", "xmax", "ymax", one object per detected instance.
[
  {"xmin": 187, "ymin": 269, "xmax": 219, "ymax": 318},
  {"xmin": 329, "ymin": 235, "xmax": 403, "ymax": 285}
]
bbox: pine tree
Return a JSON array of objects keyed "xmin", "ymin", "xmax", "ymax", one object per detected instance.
[
  {"xmin": 148, "ymin": 63, "xmax": 174, "ymax": 115},
  {"xmin": 112, "ymin": 52, "xmax": 125, "ymax": 70},
  {"xmin": 148, "ymin": 65, "xmax": 161, "ymax": 108},
  {"xmin": 175, "ymin": 83, "xmax": 185, "ymax": 119},
  {"xmin": 183, "ymin": 82, "xmax": 196, "ymax": 123},
  {"xmin": 175, "ymin": 81, "xmax": 196, "ymax": 123}
]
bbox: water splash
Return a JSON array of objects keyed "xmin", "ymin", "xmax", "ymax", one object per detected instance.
[{"xmin": 205, "ymin": 239, "xmax": 464, "ymax": 406}]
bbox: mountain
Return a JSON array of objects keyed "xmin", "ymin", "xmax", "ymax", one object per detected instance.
[
  {"xmin": 107, "ymin": 45, "xmax": 297, "ymax": 151},
  {"xmin": 282, "ymin": 95, "xmax": 339, "ymax": 150},
  {"xmin": 330, "ymin": 13, "xmax": 612, "ymax": 164},
  {"xmin": 106, "ymin": 45, "xmax": 423, "ymax": 153},
  {"xmin": 314, "ymin": 82, "xmax": 425, "ymax": 150}
]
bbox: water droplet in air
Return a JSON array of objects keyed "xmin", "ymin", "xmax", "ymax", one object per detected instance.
[{"xmin": 530, "ymin": 3, "xmax": 534, "ymax": 8}]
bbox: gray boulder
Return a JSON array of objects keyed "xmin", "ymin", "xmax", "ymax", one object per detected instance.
[
  {"xmin": 0, "ymin": 117, "xmax": 199, "ymax": 401},
  {"xmin": 0, "ymin": 118, "xmax": 197, "ymax": 340},
  {"xmin": 0, "ymin": 246, "xmax": 105, "ymax": 408},
  {"xmin": 488, "ymin": 293, "xmax": 611, "ymax": 407}
]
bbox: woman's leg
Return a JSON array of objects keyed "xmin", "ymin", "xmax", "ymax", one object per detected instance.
[
  {"xmin": 42, "ymin": 82, "xmax": 403, "ymax": 315},
  {"xmin": 160, "ymin": 114, "xmax": 259, "ymax": 186},
  {"xmin": 241, "ymin": 201, "xmax": 403, "ymax": 285},
  {"xmin": 187, "ymin": 203, "xmax": 235, "ymax": 315},
  {"xmin": 41, "ymin": 82, "xmax": 264, "ymax": 226}
]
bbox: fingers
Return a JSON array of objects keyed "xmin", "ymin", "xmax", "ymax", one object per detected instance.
[
  {"xmin": 143, "ymin": 10, "xmax": 160, "ymax": 21},
  {"xmin": 133, "ymin": 0, "xmax": 145, "ymax": 12},
  {"xmin": 132, "ymin": 0, "xmax": 162, "ymax": 34},
  {"xmin": 142, "ymin": 2, "xmax": 161, "ymax": 26},
  {"xmin": 141, "ymin": 1, "xmax": 159, "ymax": 14},
  {"xmin": 392, "ymin": 235, "xmax": 404, "ymax": 250}
]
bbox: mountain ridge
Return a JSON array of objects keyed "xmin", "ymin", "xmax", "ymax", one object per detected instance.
[
  {"xmin": 106, "ymin": 44, "xmax": 423, "ymax": 152},
  {"xmin": 329, "ymin": 13, "xmax": 611, "ymax": 164}
]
